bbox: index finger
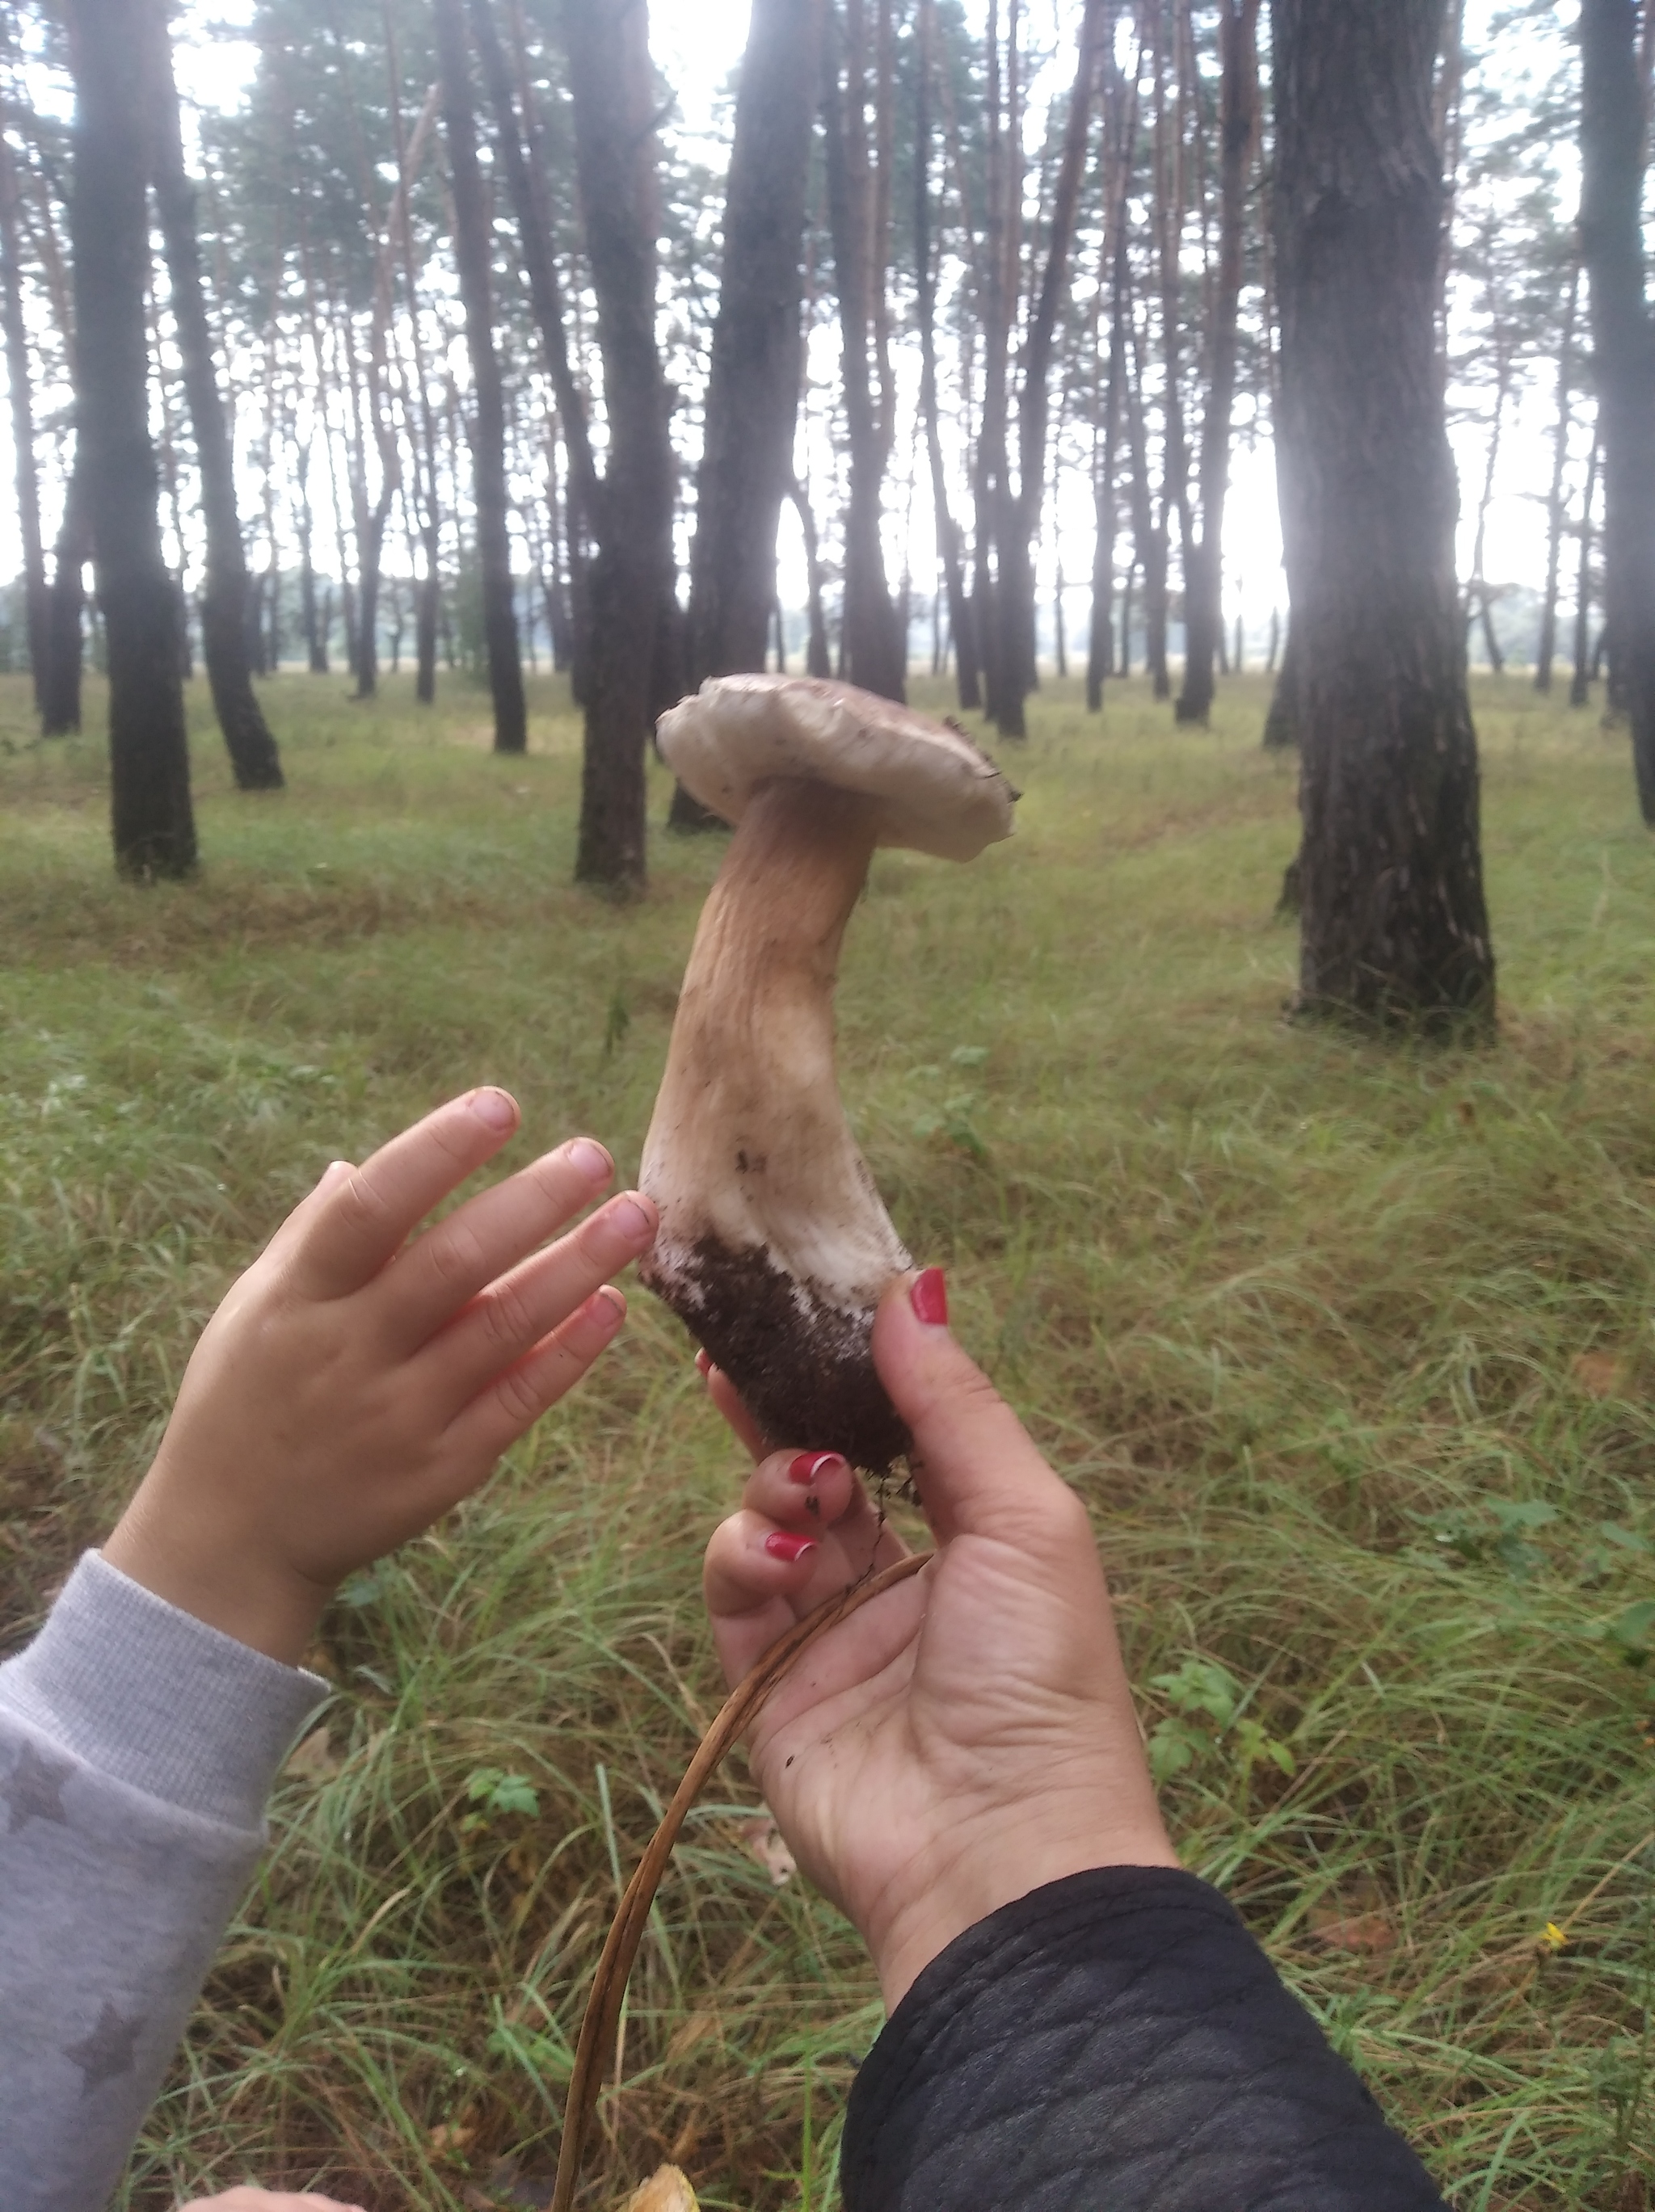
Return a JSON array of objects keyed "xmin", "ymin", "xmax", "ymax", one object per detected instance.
[
  {"xmin": 285, "ymin": 1088, "xmax": 522, "ymax": 1300},
  {"xmin": 870, "ymin": 1273, "xmax": 1089, "ymax": 1554}
]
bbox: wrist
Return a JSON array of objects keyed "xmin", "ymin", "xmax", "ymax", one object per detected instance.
[
  {"xmin": 103, "ymin": 1489, "xmax": 332, "ymax": 1668},
  {"xmin": 865, "ymin": 1798, "xmax": 1180, "ymax": 2011}
]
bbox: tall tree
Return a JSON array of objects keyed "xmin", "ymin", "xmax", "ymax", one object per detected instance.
[
  {"xmin": 823, "ymin": 0, "xmax": 904, "ymax": 700},
  {"xmin": 1272, "ymin": 0, "xmax": 1493, "ymax": 1026},
  {"xmin": 1579, "ymin": 0, "xmax": 1655, "ymax": 820},
  {"xmin": 1534, "ymin": 260, "xmax": 1579, "ymax": 694},
  {"xmin": 144, "ymin": 0, "xmax": 284, "ymax": 790},
  {"xmin": 916, "ymin": 0, "xmax": 979, "ymax": 710},
  {"xmin": 669, "ymin": 0, "xmax": 823, "ymax": 829},
  {"xmin": 65, "ymin": 0, "xmax": 196, "ymax": 877},
  {"xmin": 565, "ymin": 0, "xmax": 677, "ymax": 892},
  {"xmin": 434, "ymin": 0, "xmax": 525, "ymax": 753},
  {"xmin": 1176, "ymin": 0, "xmax": 1261, "ymax": 724},
  {"xmin": 685, "ymin": 0, "xmax": 822, "ymax": 686},
  {"xmin": 0, "ymin": 118, "xmax": 46, "ymax": 707},
  {"xmin": 992, "ymin": 0, "xmax": 1102, "ymax": 738}
]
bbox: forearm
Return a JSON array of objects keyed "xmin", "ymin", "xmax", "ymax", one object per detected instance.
[
  {"xmin": 841, "ymin": 1866, "xmax": 1447, "ymax": 2212},
  {"xmin": 0, "ymin": 1554, "xmax": 326, "ymax": 2211}
]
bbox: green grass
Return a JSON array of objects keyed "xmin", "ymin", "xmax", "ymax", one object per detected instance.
[{"xmin": 2, "ymin": 665, "xmax": 1653, "ymax": 2210}]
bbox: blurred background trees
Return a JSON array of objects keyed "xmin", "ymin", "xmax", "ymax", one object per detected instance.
[{"xmin": 0, "ymin": 0, "xmax": 1647, "ymax": 1006}]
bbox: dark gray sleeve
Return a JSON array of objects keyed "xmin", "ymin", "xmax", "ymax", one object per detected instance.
[
  {"xmin": 0, "ymin": 1552, "xmax": 327, "ymax": 2212},
  {"xmin": 841, "ymin": 1865, "xmax": 1447, "ymax": 2212}
]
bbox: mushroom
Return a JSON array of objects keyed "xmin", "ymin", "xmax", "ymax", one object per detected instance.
[{"xmin": 639, "ymin": 673, "xmax": 1016, "ymax": 1472}]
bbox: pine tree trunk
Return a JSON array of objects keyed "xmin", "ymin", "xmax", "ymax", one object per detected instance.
[
  {"xmin": 1273, "ymin": 0, "xmax": 1493, "ymax": 1026},
  {"xmin": 435, "ymin": 0, "xmax": 524, "ymax": 754},
  {"xmin": 1087, "ymin": 172, "xmax": 1133, "ymax": 717},
  {"xmin": 66, "ymin": 0, "xmax": 196, "ymax": 877},
  {"xmin": 41, "ymin": 460, "xmax": 89, "ymax": 734},
  {"xmin": 295, "ymin": 443, "xmax": 328, "ymax": 672},
  {"xmin": 996, "ymin": 0, "xmax": 1103, "ymax": 738},
  {"xmin": 566, "ymin": 0, "xmax": 676, "ymax": 892},
  {"xmin": 916, "ymin": 0, "xmax": 979, "ymax": 712},
  {"xmin": 672, "ymin": 0, "xmax": 821, "ymax": 831},
  {"xmin": 1580, "ymin": 0, "xmax": 1655, "ymax": 818},
  {"xmin": 790, "ymin": 473, "xmax": 833, "ymax": 679},
  {"xmin": 1261, "ymin": 626, "xmax": 1297, "ymax": 747},
  {"xmin": 1151, "ymin": 1, "xmax": 1193, "ymax": 705},
  {"xmin": 823, "ymin": 0, "xmax": 903, "ymax": 701},
  {"xmin": 686, "ymin": 0, "xmax": 819, "ymax": 683},
  {"xmin": 1175, "ymin": 0, "xmax": 1260, "ymax": 725},
  {"xmin": 1570, "ymin": 433, "xmax": 1598, "ymax": 708},
  {"xmin": 0, "ymin": 126, "xmax": 48, "ymax": 710},
  {"xmin": 145, "ymin": 0, "xmax": 282, "ymax": 789},
  {"xmin": 1535, "ymin": 264, "xmax": 1578, "ymax": 693}
]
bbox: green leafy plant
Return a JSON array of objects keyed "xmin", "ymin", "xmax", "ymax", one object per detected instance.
[
  {"xmin": 462, "ymin": 1768, "xmax": 541, "ymax": 1831},
  {"xmin": 1147, "ymin": 1656, "xmax": 1295, "ymax": 1788}
]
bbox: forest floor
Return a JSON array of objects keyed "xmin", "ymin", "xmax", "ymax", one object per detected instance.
[{"xmin": 2, "ymin": 667, "xmax": 1653, "ymax": 2211}]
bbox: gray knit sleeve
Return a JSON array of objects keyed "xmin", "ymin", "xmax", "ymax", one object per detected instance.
[{"xmin": 0, "ymin": 1552, "xmax": 327, "ymax": 2212}]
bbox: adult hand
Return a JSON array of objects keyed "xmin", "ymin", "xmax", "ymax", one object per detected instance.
[
  {"xmin": 105, "ymin": 1087, "xmax": 656, "ymax": 1665},
  {"xmin": 702, "ymin": 1271, "xmax": 1177, "ymax": 2010}
]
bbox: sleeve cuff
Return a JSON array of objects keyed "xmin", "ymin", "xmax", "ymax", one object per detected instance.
[{"xmin": 0, "ymin": 1550, "xmax": 329, "ymax": 1832}]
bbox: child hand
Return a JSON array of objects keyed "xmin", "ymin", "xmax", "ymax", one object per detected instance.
[
  {"xmin": 104, "ymin": 1087, "xmax": 656, "ymax": 1666},
  {"xmin": 701, "ymin": 1272, "xmax": 1177, "ymax": 2009},
  {"xmin": 177, "ymin": 2192, "xmax": 365, "ymax": 2210}
]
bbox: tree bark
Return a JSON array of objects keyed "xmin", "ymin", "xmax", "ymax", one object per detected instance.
[
  {"xmin": 823, "ymin": 0, "xmax": 903, "ymax": 702},
  {"xmin": 65, "ymin": 0, "xmax": 196, "ymax": 877},
  {"xmin": 1580, "ymin": 0, "xmax": 1655, "ymax": 818},
  {"xmin": 40, "ymin": 455, "xmax": 89, "ymax": 735},
  {"xmin": 1175, "ymin": 0, "xmax": 1261, "ymax": 725},
  {"xmin": 0, "ymin": 124, "xmax": 48, "ymax": 710},
  {"xmin": 1261, "ymin": 625, "xmax": 1297, "ymax": 746},
  {"xmin": 1535, "ymin": 261, "xmax": 1578, "ymax": 693},
  {"xmin": 671, "ymin": 0, "xmax": 822, "ymax": 832},
  {"xmin": 790, "ymin": 472, "xmax": 833, "ymax": 679},
  {"xmin": 915, "ymin": 0, "xmax": 979, "ymax": 711},
  {"xmin": 686, "ymin": 0, "xmax": 820, "ymax": 684},
  {"xmin": 992, "ymin": 0, "xmax": 1103, "ymax": 737},
  {"xmin": 435, "ymin": 0, "xmax": 524, "ymax": 753},
  {"xmin": 1273, "ymin": 0, "xmax": 1493, "ymax": 1027},
  {"xmin": 565, "ymin": 0, "xmax": 677, "ymax": 892},
  {"xmin": 1570, "ymin": 431, "xmax": 1598, "ymax": 708},
  {"xmin": 145, "ymin": 0, "xmax": 282, "ymax": 789}
]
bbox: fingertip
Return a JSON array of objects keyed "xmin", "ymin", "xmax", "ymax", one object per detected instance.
[
  {"xmin": 592, "ymin": 1282, "xmax": 627, "ymax": 1326},
  {"xmin": 567, "ymin": 1135, "xmax": 613, "ymax": 1185},
  {"xmin": 696, "ymin": 1346, "xmax": 713, "ymax": 1377},
  {"xmin": 470, "ymin": 1085, "xmax": 519, "ymax": 1133}
]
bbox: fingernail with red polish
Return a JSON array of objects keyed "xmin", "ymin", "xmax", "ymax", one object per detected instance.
[
  {"xmin": 788, "ymin": 1451, "xmax": 844, "ymax": 1487},
  {"xmin": 472, "ymin": 1087, "xmax": 517, "ymax": 1131},
  {"xmin": 764, "ymin": 1529, "xmax": 818, "ymax": 1563},
  {"xmin": 910, "ymin": 1268, "xmax": 949, "ymax": 1326}
]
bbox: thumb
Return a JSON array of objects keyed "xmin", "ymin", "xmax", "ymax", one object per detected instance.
[{"xmin": 872, "ymin": 1271, "xmax": 1080, "ymax": 1550}]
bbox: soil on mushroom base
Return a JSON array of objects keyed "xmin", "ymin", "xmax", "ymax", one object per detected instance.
[{"xmin": 653, "ymin": 1235, "xmax": 913, "ymax": 1475}]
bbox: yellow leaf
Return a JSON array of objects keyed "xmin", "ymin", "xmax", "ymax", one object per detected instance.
[
  {"xmin": 620, "ymin": 2165, "xmax": 699, "ymax": 2212},
  {"xmin": 1539, "ymin": 1920, "xmax": 1569, "ymax": 1952}
]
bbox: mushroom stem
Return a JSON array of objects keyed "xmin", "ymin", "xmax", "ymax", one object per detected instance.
[{"xmin": 640, "ymin": 776, "xmax": 914, "ymax": 1470}]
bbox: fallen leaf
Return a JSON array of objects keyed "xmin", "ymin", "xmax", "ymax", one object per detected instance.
[
  {"xmin": 619, "ymin": 2165, "xmax": 699, "ymax": 2212},
  {"xmin": 429, "ymin": 2120, "xmax": 478, "ymax": 2154},
  {"xmin": 1572, "ymin": 1351, "xmax": 1628, "ymax": 1398},
  {"xmin": 284, "ymin": 1726, "xmax": 341, "ymax": 1782},
  {"xmin": 1309, "ymin": 1899, "xmax": 1396, "ymax": 1955},
  {"xmin": 735, "ymin": 1815, "xmax": 795, "ymax": 1886}
]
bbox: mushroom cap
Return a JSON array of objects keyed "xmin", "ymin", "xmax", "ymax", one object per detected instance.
[{"xmin": 657, "ymin": 673, "xmax": 1017, "ymax": 862}]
